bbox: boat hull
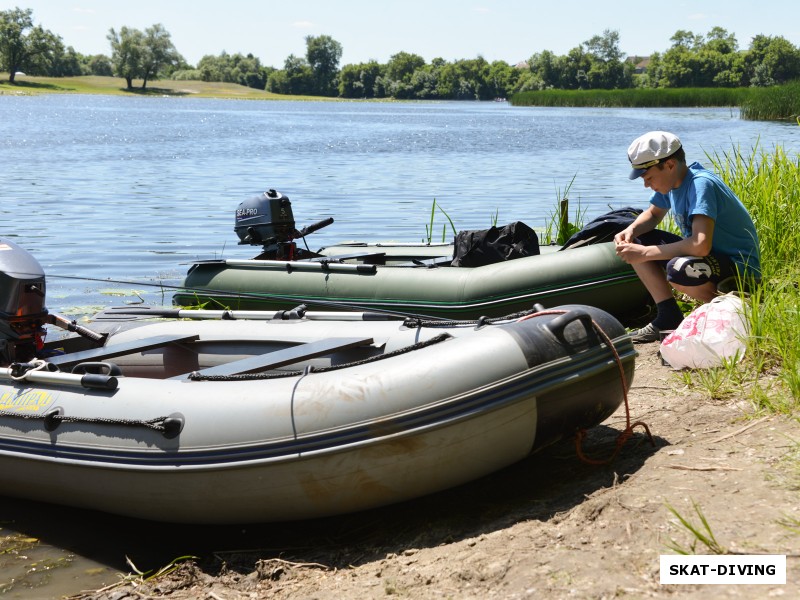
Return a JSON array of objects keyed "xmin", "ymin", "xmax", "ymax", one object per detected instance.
[
  {"xmin": 1, "ymin": 306, "xmax": 635, "ymax": 523},
  {"xmin": 175, "ymin": 242, "xmax": 650, "ymax": 321}
]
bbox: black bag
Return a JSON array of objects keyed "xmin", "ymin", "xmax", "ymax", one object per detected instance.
[
  {"xmin": 451, "ymin": 221, "xmax": 540, "ymax": 267},
  {"xmin": 560, "ymin": 207, "xmax": 643, "ymax": 250}
]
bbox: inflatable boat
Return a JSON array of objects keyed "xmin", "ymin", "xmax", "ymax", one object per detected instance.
[
  {"xmin": 1, "ymin": 238, "xmax": 636, "ymax": 524},
  {"xmin": 174, "ymin": 190, "xmax": 651, "ymax": 322}
]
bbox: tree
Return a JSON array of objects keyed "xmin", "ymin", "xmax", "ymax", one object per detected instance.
[
  {"xmin": 747, "ymin": 35, "xmax": 800, "ymax": 86},
  {"xmin": 305, "ymin": 34, "xmax": 342, "ymax": 96},
  {"xmin": 385, "ymin": 51, "xmax": 426, "ymax": 83},
  {"xmin": 528, "ymin": 50, "xmax": 559, "ymax": 88},
  {"xmin": 339, "ymin": 61, "xmax": 382, "ymax": 98},
  {"xmin": 584, "ymin": 29, "xmax": 629, "ymax": 89},
  {"xmin": 705, "ymin": 27, "xmax": 738, "ymax": 54},
  {"xmin": 486, "ymin": 60, "xmax": 520, "ymax": 98},
  {"xmin": 669, "ymin": 30, "xmax": 704, "ymax": 51},
  {"xmin": 267, "ymin": 54, "xmax": 314, "ymax": 95},
  {"xmin": 48, "ymin": 42, "xmax": 84, "ymax": 77},
  {"xmin": 139, "ymin": 23, "xmax": 181, "ymax": 88},
  {"xmin": 107, "ymin": 23, "xmax": 181, "ymax": 89},
  {"xmin": 107, "ymin": 26, "xmax": 145, "ymax": 88},
  {"xmin": 0, "ymin": 7, "xmax": 60, "ymax": 82},
  {"xmin": 87, "ymin": 54, "xmax": 113, "ymax": 76}
]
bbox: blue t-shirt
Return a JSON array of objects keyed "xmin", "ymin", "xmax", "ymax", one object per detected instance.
[{"xmin": 649, "ymin": 162, "xmax": 761, "ymax": 278}]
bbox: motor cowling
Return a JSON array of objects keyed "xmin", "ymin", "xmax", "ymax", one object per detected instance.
[
  {"xmin": 234, "ymin": 189, "xmax": 296, "ymax": 247},
  {"xmin": 0, "ymin": 238, "xmax": 48, "ymax": 364}
]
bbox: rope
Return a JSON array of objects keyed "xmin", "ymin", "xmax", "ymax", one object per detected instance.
[
  {"xmin": 515, "ymin": 309, "xmax": 654, "ymax": 465},
  {"xmin": 46, "ymin": 413, "xmax": 176, "ymax": 433},
  {"xmin": 402, "ymin": 307, "xmax": 541, "ymax": 329},
  {"xmin": 9, "ymin": 359, "xmax": 50, "ymax": 381},
  {"xmin": 0, "ymin": 408, "xmax": 175, "ymax": 434}
]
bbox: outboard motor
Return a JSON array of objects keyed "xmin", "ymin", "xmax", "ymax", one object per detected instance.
[
  {"xmin": 1, "ymin": 239, "xmax": 108, "ymax": 366},
  {"xmin": 235, "ymin": 189, "xmax": 296, "ymax": 248},
  {"xmin": 234, "ymin": 189, "xmax": 333, "ymax": 260},
  {"xmin": 0, "ymin": 238, "xmax": 48, "ymax": 364}
]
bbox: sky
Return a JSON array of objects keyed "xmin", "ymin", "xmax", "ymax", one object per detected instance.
[{"xmin": 5, "ymin": 0, "xmax": 800, "ymax": 68}]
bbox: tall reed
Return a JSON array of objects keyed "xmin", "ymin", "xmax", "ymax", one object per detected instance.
[
  {"xmin": 511, "ymin": 87, "xmax": 751, "ymax": 108},
  {"xmin": 709, "ymin": 145, "xmax": 800, "ymax": 406},
  {"xmin": 740, "ymin": 81, "xmax": 800, "ymax": 121}
]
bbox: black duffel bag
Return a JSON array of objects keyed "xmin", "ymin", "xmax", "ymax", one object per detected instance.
[{"xmin": 451, "ymin": 221, "xmax": 540, "ymax": 267}]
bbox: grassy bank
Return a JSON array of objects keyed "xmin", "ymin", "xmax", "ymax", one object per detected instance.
[
  {"xmin": 0, "ymin": 74, "xmax": 325, "ymax": 101},
  {"xmin": 710, "ymin": 145, "xmax": 800, "ymax": 408}
]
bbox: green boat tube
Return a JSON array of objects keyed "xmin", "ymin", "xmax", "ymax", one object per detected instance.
[{"xmin": 175, "ymin": 241, "xmax": 651, "ymax": 322}]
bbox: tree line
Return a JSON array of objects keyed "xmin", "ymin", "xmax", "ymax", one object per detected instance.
[{"xmin": 3, "ymin": 6, "xmax": 800, "ymax": 98}]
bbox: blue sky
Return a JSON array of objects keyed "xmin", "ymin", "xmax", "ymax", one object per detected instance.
[{"xmin": 6, "ymin": 0, "xmax": 799, "ymax": 68}]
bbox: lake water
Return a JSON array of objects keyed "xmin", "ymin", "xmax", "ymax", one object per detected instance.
[
  {"xmin": 2, "ymin": 95, "xmax": 800, "ymax": 598},
  {"xmin": 4, "ymin": 95, "xmax": 800, "ymax": 316}
]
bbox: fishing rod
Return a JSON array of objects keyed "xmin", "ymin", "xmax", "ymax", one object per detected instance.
[{"xmin": 46, "ymin": 272, "xmax": 452, "ymax": 322}]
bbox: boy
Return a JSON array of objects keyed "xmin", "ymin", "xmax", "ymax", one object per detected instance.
[{"xmin": 614, "ymin": 131, "xmax": 760, "ymax": 343}]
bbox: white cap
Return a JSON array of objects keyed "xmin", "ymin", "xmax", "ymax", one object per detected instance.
[{"xmin": 627, "ymin": 131, "xmax": 682, "ymax": 179}]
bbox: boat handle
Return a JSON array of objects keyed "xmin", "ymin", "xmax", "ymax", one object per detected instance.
[
  {"xmin": 545, "ymin": 310, "xmax": 594, "ymax": 340},
  {"xmin": 71, "ymin": 361, "xmax": 123, "ymax": 376}
]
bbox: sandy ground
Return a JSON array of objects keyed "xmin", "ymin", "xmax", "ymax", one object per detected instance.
[{"xmin": 74, "ymin": 341, "xmax": 799, "ymax": 600}]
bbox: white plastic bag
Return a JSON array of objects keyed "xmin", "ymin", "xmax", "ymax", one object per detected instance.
[{"xmin": 659, "ymin": 293, "xmax": 748, "ymax": 369}]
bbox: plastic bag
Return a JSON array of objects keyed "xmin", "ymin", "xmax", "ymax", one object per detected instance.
[{"xmin": 659, "ymin": 293, "xmax": 748, "ymax": 369}]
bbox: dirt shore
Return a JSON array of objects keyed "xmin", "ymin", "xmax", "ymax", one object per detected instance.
[{"xmin": 76, "ymin": 341, "xmax": 799, "ymax": 600}]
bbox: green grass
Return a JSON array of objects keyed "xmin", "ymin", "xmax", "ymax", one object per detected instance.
[
  {"xmin": 708, "ymin": 144, "xmax": 800, "ymax": 407},
  {"xmin": 0, "ymin": 74, "xmax": 329, "ymax": 101}
]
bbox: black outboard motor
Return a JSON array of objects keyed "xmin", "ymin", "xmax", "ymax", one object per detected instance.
[
  {"xmin": 1, "ymin": 239, "xmax": 108, "ymax": 366},
  {"xmin": 234, "ymin": 189, "xmax": 333, "ymax": 260},
  {"xmin": 235, "ymin": 189, "xmax": 296, "ymax": 248},
  {"xmin": 0, "ymin": 238, "xmax": 48, "ymax": 364}
]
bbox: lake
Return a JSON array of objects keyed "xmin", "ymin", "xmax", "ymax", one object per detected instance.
[
  {"xmin": 4, "ymin": 95, "xmax": 800, "ymax": 316},
  {"xmin": 1, "ymin": 94, "xmax": 800, "ymax": 598}
]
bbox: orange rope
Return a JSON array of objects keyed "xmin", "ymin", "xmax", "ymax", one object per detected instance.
[{"xmin": 517, "ymin": 309, "xmax": 654, "ymax": 465}]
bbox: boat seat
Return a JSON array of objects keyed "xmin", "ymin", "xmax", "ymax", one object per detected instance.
[
  {"xmin": 172, "ymin": 336, "xmax": 374, "ymax": 379},
  {"xmin": 311, "ymin": 252, "xmax": 387, "ymax": 264},
  {"xmin": 396, "ymin": 256, "xmax": 453, "ymax": 267},
  {"xmin": 47, "ymin": 334, "xmax": 200, "ymax": 370}
]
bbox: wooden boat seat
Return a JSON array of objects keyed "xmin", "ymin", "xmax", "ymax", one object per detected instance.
[
  {"xmin": 172, "ymin": 336, "xmax": 374, "ymax": 379},
  {"xmin": 47, "ymin": 334, "xmax": 200, "ymax": 370}
]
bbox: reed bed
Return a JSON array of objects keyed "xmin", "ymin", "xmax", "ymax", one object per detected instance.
[
  {"xmin": 511, "ymin": 83, "xmax": 800, "ymax": 122},
  {"xmin": 740, "ymin": 81, "xmax": 800, "ymax": 121},
  {"xmin": 511, "ymin": 87, "xmax": 752, "ymax": 108},
  {"xmin": 709, "ymin": 145, "xmax": 800, "ymax": 408}
]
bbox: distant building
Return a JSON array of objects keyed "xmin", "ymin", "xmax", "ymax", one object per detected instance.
[{"xmin": 626, "ymin": 56, "xmax": 650, "ymax": 74}]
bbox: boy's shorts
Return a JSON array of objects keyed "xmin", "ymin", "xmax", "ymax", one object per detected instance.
[
  {"xmin": 636, "ymin": 229, "xmax": 739, "ymax": 287},
  {"xmin": 666, "ymin": 254, "xmax": 738, "ymax": 287}
]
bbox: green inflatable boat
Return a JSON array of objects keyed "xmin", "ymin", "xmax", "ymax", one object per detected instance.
[{"xmin": 174, "ymin": 190, "xmax": 651, "ymax": 321}]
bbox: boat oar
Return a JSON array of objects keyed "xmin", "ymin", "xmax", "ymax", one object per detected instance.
[
  {"xmin": 91, "ymin": 305, "xmax": 406, "ymax": 322},
  {"xmin": 48, "ymin": 312, "xmax": 108, "ymax": 345},
  {"xmin": 48, "ymin": 273, "xmax": 451, "ymax": 322}
]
